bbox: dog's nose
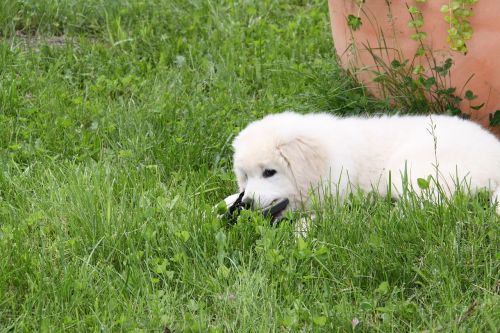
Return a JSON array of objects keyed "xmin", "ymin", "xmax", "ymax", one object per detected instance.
[{"xmin": 242, "ymin": 196, "xmax": 254, "ymax": 208}]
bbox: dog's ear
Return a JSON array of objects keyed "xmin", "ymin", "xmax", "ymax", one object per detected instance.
[{"xmin": 277, "ymin": 136, "xmax": 327, "ymax": 194}]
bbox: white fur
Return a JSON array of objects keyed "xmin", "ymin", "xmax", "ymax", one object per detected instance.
[{"xmin": 232, "ymin": 112, "xmax": 500, "ymax": 213}]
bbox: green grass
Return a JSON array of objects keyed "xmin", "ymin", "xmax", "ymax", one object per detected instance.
[{"xmin": 0, "ymin": 1, "xmax": 498, "ymax": 331}]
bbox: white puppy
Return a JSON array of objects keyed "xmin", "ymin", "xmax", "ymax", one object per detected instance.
[{"xmin": 232, "ymin": 112, "xmax": 500, "ymax": 215}]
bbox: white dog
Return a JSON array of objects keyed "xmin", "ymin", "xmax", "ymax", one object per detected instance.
[{"xmin": 232, "ymin": 112, "xmax": 500, "ymax": 216}]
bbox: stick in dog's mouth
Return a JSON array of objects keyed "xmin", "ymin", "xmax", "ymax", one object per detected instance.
[
  {"xmin": 223, "ymin": 192, "xmax": 290, "ymax": 225},
  {"xmin": 262, "ymin": 198, "xmax": 289, "ymax": 223}
]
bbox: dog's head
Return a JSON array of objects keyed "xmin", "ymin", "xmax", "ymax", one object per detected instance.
[{"xmin": 232, "ymin": 112, "xmax": 328, "ymax": 213}]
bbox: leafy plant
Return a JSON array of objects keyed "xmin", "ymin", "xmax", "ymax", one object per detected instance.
[
  {"xmin": 344, "ymin": 0, "xmax": 498, "ymax": 127},
  {"xmin": 348, "ymin": 0, "xmax": 478, "ymax": 54},
  {"xmin": 440, "ymin": 0, "xmax": 478, "ymax": 54}
]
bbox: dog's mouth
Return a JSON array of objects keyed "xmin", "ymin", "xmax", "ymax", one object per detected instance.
[
  {"xmin": 224, "ymin": 192, "xmax": 290, "ymax": 224},
  {"xmin": 262, "ymin": 198, "xmax": 290, "ymax": 222}
]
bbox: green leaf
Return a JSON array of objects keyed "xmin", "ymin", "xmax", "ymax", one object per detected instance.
[
  {"xmin": 436, "ymin": 87, "xmax": 456, "ymax": 96},
  {"xmin": 408, "ymin": 19, "xmax": 424, "ymax": 28},
  {"xmin": 155, "ymin": 259, "xmax": 168, "ymax": 274},
  {"xmin": 464, "ymin": 90, "xmax": 477, "ymax": 100},
  {"xmin": 448, "ymin": 27, "xmax": 458, "ymax": 36},
  {"xmin": 410, "ymin": 31, "xmax": 427, "ymax": 41},
  {"xmin": 424, "ymin": 77, "xmax": 436, "ymax": 90},
  {"xmin": 415, "ymin": 47, "xmax": 426, "ymax": 56},
  {"xmin": 312, "ymin": 316, "xmax": 327, "ymax": 327},
  {"xmin": 216, "ymin": 201, "xmax": 228, "ymax": 214},
  {"xmin": 448, "ymin": 106, "xmax": 462, "ymax": 116},
  {"xmin": 443, "ymin": 58, "xmax": 453, "ymax": 71},
  {"xmin": 217, "ymin": 265, "xmax": 230, "ymax": 278},
  {"xmin": 347, "ymin": 15, "xmax": 362, "ymax": 31},
  {"xmin": 281, "ymin": 315, "xmax": 297, "ymax": 327},
  {"xmin": 440, "ymin": 4, "xmax": 450, "ymax": 13},
  {"xmin": 315, "ymin": 246, "xmax": 330, "ymax": 256},
  {"xmin": 489, "ymin": 110, "xmax": 500, "ymax": 126},
  {"xmin": 390, "ymin": 59, "xmax": 402, "ymax": 68},
  {"xmin": 412, "ymin": 64, "xmax": 424, "ymax": 75},
  {"xmin": 408, "ymin": 6, "xmax": 419, "ymax": 14},
  {"xmin": 417, "ymin": 177, "xmax": 429, "ymax": 189},
  {"xmin": 375, "ymin": 281, "xmax": 390, "ymax": 295},
  {"xmin": 461, "ymin": 9, "xmax": 472, "ymax": 17},
  {"xmin": 470, "ymin": 103, "xmax": 485, "ymax": 111},
  {"xmin": 297, "ymin": 238, "xmax": 308, "ymax": 251},
  {"xmin": 175, "ymin": 230, "xmax": 191, "ymax": 242}
]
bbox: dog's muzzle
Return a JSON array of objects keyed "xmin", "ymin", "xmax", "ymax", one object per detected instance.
[{"xmin": 221, "ymin": 191, "xmax": 289, "ymax": 225}]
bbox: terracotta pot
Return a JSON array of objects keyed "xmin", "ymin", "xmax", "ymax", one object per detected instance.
[{"xmin": 328, "ymin": 0, "xmax": 500, "ymax": 136}]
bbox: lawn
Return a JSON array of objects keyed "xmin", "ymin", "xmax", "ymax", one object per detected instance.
[{"xmin": 0, "ymin": 1, "xmax": 498, "ymax": 331}]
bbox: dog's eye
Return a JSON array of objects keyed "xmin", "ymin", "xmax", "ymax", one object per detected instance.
[{"xmin": 262, "ymin": 169, "xmax": 277, "ymax": 178}]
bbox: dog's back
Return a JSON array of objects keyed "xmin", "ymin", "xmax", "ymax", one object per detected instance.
[{"xmin": 298, "ymin": 113, "xmax": 500, "ymax": 208}]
